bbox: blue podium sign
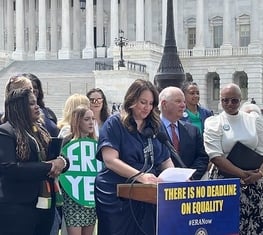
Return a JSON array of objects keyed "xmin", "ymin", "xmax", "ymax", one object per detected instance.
[{"xmin": 157, "ymin": 179, "xmax": 240, "ymax": 235}]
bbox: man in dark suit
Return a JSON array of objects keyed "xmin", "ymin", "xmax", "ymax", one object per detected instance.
[{"xmin": 158, "ymin": 86, "xmax": 209, "ymax": 180}]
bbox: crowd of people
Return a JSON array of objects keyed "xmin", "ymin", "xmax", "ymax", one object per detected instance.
[{"xmin": 0, "ymin": 73, "xmax": 262, "ymax": 235}]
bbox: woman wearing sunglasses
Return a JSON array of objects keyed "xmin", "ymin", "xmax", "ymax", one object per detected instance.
[
  {"xmin": 203, "ymin": 83, "xmax": 263, "ymax": 235},
  {"xmin": 86, "ymin": 88, "xmax": 110, "ymax": 137}
]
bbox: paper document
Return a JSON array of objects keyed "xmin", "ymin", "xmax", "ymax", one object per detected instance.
[{"xmin": 158, "ymin": 167, "xmax": 196, "ymax": 182}]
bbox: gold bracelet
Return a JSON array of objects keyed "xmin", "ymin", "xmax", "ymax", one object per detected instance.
[{"xmin": 258, "ymin": 169, "xmax": 263, "ymax": 178}]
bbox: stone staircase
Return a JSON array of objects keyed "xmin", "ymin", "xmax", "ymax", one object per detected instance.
[{"xmin": 0, "ymin": 58, "xmax": 113, "ymax": 119}]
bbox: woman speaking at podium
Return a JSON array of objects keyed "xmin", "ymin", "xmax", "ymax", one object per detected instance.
[{"xmin": 94, "ymin": 79, "xmax": 174, "ymax": 235}]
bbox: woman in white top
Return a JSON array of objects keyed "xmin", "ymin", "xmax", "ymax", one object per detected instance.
[{"xmin": 203, "ymin": 83, "xmax": 263, "ymax": 235}]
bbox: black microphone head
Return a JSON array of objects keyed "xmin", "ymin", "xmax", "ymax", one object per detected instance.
[
  {"xmin": 143, "ymin": 127, "xmax": 154, "ymax": 138},
  {"xmin": 156, "ymin": 132, "xmax": 169, "ymax": 144}
]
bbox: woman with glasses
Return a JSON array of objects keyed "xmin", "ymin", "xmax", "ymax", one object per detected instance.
[
  {"xmin": 86, "ymin": 88, "xmax": 110, "ymax": 137},
  {"xmin": 203, "ymin": 83, "xmax": 263, "ymax": 235},
  {"xmin": 181, "ymin": 81, "xmax": 213, "ymax": 134}
]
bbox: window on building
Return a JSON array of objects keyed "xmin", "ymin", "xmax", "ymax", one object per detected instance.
[
  {"xmin": 209, "ymin": 16, "xmax": 223, "ymax": 48},
  {"xmin": 240, "ymin": 24, "xmax": 250, "ymax": 47},
  {"xmin": 239, "ymin": 74, "xmax": 248, "ymax": 100},
  {"xmin": 213, "ymin": 76, "xmax": 220, "ymax": 100},
  {"xmin": 233, "ymin": 71, "xmax": 248, "ymax": 100},
  {"xmin": 236, "ymin": 14, "xmax": 250, "ymax": 47},
  {"xmin": 213, "ymin": 25, "xmax": 223, "ymax": 48},
  {"xmin": 188, "ymin": 28, "xmax": 196, "ymax": 49}
]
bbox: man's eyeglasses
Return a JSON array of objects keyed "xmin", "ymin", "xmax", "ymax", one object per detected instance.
[
  {"xmin": 221, "ymin": 98, "xmax": 240, "ymax": 105},
  {"xmin": 89, "ymin": 98, "xmax": 103, "ymax": 104}
]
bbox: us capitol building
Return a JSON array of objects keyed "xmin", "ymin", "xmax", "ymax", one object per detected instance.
[{"xmin": 0, "ymin": 0, "xmax": 262, "ymax": 116}]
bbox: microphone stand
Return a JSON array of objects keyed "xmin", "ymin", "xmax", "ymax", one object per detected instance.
[
  {"xmin": 126, "ymin": 130, "xmax": 155, "ymax": 235},
  {"xmin": 126, "ymin": 128, "xmax": 155, "ymax": 182},
  {"xmin": 126, "ymin": 144, "xmax": 150, "ymax": 183},
  {"xmin": 145, "ymin": 137, "xmax": 154, "ymax": 173}
]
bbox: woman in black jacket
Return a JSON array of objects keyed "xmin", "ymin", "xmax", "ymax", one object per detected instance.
[{"xmin": 0, "ymin": 88, "xmax": 68, "ymax": 235}]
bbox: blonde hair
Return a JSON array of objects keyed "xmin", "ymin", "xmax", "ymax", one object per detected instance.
[
  {"xmin": 58, "ymin": 94, "xmax": 90, "ymax": 129},
  {"xmin": 240, "ymin": 102, "xmax": 261, "ymax": 117},
  {"xmin": 5, "ymin": 75, "xmax": 33, "ymax": 98},
  {"xmin": 70, "ymin": 105, "xmax": 96, "ymax": 140}
]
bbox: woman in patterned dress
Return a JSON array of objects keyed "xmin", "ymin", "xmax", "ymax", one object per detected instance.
[
  {"xmin": 203, "ymin": 83, "xmax": 263, "ymax": 234},
  {"xmin": 61, "ymin": 105, "xmax": 97, "ymax": 235}
]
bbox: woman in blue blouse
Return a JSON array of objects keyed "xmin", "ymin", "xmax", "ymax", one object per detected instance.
[{"xmin": 94, "ymin": 79, "xmax": 174, "ymax": 235}]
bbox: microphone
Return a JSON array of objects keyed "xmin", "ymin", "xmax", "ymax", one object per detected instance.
[
  {"xmin": 143, "ymin": 128, "xmax": 154, "ymax": 165},
  {"xmin": 126, "ymin": 128, "xmax": 154, "ymax": 183},
  {"xmin": 156, "ymin": 132, "xmax": 187, "ymax": 168}
]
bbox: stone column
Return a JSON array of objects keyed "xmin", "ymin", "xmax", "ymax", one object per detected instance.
[
  {"xmin": 7, "ymin": 0, "xmax": 14, "ymax": 52},
  {"xmin": 35, "ymin": 0, "xmax": 48, "ymax": 59},
  {"xmin": 107, "ymin": 0, "xmax": 118, "ymax": 57},
  {"xmin": 175, "ymin": 0, "xmax": 184, "ymax": 48},
  {"xmin": 136, "ymin": 0, "xmax": 144, "ymax": 41},
  {"xmin": 248, "ymin": 0, "xmax": 262, "ymax": 54},
  {"xmin": 120, "ymin": 0, "xmax": 128, "ymax": 37},
  {"xmin": 96, "ymin": 0, "xmax": 104, "ymax": 47},
  {"xmin": 12, "ymin": 0, "xmax": 27, "ymax": 60},
  {"xmin": 162, "ymin": 0, "xmax": 167, "ymax": 45},
  {"xmin": 82, "ymin": 0, "xmax": 95, "ymax": 58},
  {"xmin": 0, "ymin": 0, "xmax": 4, "ymax": 50},
  {"xmin": 28, "ymin": 0, "xmax": 36, "ymax": 58},
  {"xmin": 96, "ymin": 0, "xmax": 106, "ymax": 57},
  {"xmin": 220, "ymin": 0, "xmax": 232, "ymax": 55},
  {"xmin": 73, "ymin": 0, "xmax": 81, "ymax": 58},
  {"xmin": 193, "ymin": 0, "xmax": 205, "ymax": 56},
  {"xmin": 58, "ymin": 0, "xmax": 73, "ymax": 59},
  {"xmin": 145, "ymin": 0, "xmax": 152, "ymax": 42},
  {"xmin": 50, "ymin": 0, "xmax": 58, "ymax": 58}
]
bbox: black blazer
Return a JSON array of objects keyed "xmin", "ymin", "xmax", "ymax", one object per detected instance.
[
  {"xmin": 0, "ymin": 122, "xmax": 52, "ymax": 205},
  {"xmin": 161, "ymin": 120, "xmax": 209, "ymax": 180}
]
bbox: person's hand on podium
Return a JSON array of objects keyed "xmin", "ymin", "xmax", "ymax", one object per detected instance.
[{"xmin": 136, "ymin": 173, "xmax": 160, "ymax": 184}]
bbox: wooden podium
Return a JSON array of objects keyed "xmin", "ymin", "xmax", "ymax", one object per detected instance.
[{"xmin": 117, "ymin": 183, "xmax": 157, "ymax": 204}]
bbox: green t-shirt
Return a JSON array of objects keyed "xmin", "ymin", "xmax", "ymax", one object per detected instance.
[{"xmin": 186, "ymin": 109, "xmax": 203, "ymax": 134}]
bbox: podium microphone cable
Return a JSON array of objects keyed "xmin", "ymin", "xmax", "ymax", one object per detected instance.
[{"xmin": 125, "ymin": 128, "xmax": 155, "ymax": 235}]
